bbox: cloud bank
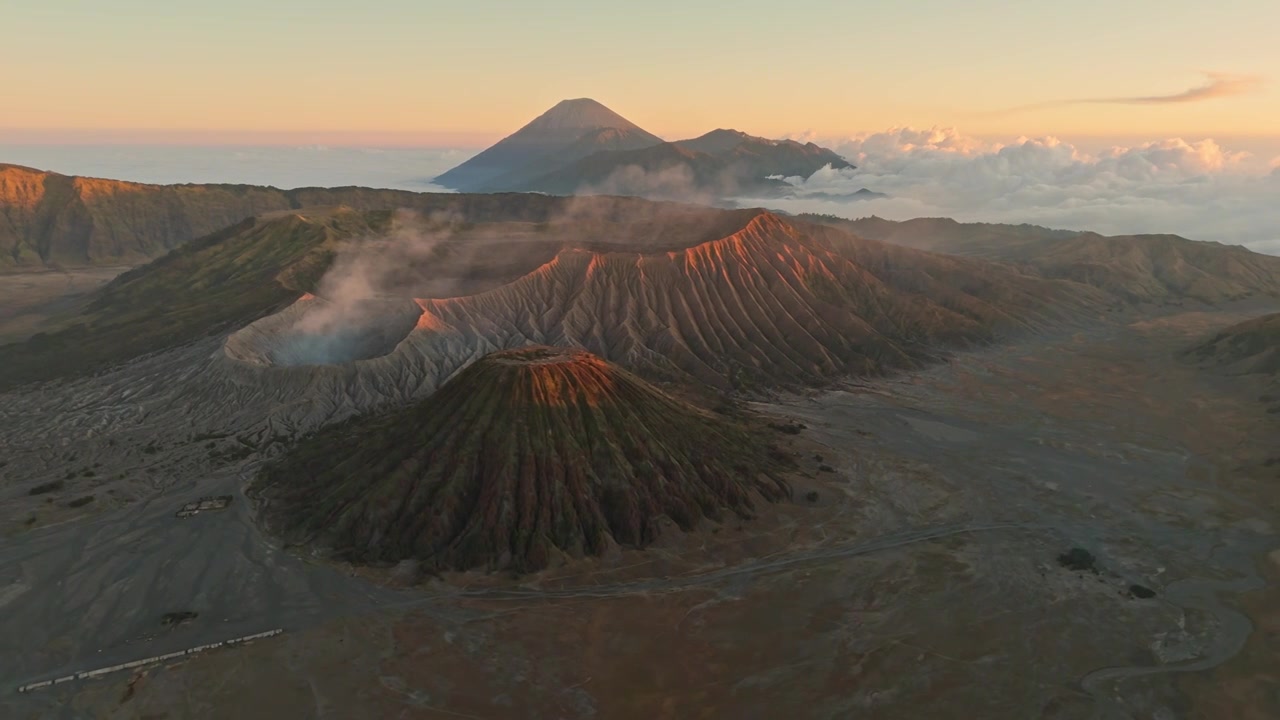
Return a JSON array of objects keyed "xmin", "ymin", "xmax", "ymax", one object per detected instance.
[
  {"xmin": 6, "ymin": 133, "xmax": 1275, "ymax": 255},
  {"xmin": 755, "ymin": 128, "xmax": 1280, "ymax": 255}
]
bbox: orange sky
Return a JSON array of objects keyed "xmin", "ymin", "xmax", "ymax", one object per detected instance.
[{"xmin": 3, "ymin": 1, "xmax": 1276, "ymax": 146}]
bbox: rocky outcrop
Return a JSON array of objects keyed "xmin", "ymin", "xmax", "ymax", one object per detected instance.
[{"xmin": 0, "ymin": 164, "xmax": 295, "ymax": 268}]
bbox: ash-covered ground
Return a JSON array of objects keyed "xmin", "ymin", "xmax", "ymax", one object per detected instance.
[{"xmin": 1, "ymin": 301, "xmax": 1277, "ymax": 719}]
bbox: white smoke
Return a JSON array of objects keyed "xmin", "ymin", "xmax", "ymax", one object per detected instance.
[
  {"xmin": 579, "ymin": 163, "xmax": 711, "ymax": 203},
  {"xmin": 274, "ymin": 210, "xmax": 464, "ymax": 366},
  {"xmin": 749, "ymin": 128, "xmax": 1280, "ymax": 255}
]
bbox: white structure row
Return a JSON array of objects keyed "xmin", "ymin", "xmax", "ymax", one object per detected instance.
[{"xmin": 15, "ymin": 628, "xmax": 284, "ymax": 694}]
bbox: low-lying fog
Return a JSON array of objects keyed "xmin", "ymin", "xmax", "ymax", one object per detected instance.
[
  {"xmin": 6, "ymin": 131, "xmax": 1277, "ymax": 255},
  {"xmin": 751, "ymin": 129, "xmax": 1280, "ymax": 255}
]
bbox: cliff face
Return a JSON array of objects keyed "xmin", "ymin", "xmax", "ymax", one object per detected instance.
[
  {"xmin": 0, "ymin": 165, "xmax": 493, "ymax": 269},
  {"xmin": 0, "ymin": 164, "xmax": 296, "ymax": 268},
  {"xmin": 0, "ymin": 163, "xmax": 764, "ymax": 270}
]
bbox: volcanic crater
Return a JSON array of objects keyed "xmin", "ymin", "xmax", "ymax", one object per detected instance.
[
  {"xmin": 251, "ymin": 345, "xmax": 792, "ymax": 572},
  {"xmin": 224, "ymin": 294, "xmax": 423, "ymax": 367}
]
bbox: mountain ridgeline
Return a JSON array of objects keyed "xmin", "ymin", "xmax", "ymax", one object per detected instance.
[
  {"xmin": 802, "ymin": 214, "xmax": 1280, "ymax": 304},
  {"xmin": 432, "ymin": 98, "xmax": 853, "ymax": 198},
  {"xmin": 5, "ymin": 197, "xmax": 1280, "ymax": 399},
  {"xmin": 432, "ymin": 99, "xmax": 665, "ymax": 192},
  {"xmin": 0, "ymin": 200, "xmax": 1104, "ymax": 393},
  {"xmin": 0, "ymin": 162, "xmax": 461, "ymax": 269},
  {"xmin": 0, "ymin": 163, "xmax": 736, "ymax": 270},
  {"xmin": 0, "ymin": 100, "xmax": 851, "ymax": 269}
]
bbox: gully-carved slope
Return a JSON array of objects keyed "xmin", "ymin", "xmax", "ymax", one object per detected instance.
[{"xmin": 253, "ymin": 346, "xmax": 791, "ymax": 572}]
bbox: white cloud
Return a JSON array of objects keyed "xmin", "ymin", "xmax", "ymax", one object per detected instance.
[{"xmin": 754, "ymin": 128, "xmax": 1280, "ymax": 255}]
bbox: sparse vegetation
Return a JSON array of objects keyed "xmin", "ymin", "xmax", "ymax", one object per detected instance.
[
  {"xmin": 1129, "ymin": 584, "xmax": 1156, "ymax": 599},
  {"xmin": 767, "ymin": 447, "xmax": 799, "ymax": 468},
  {"xmin": 0, "ymin": 213, "xmax": 362, "ymax": 390},
  {"xmin": 255, "ymin": 347, "xmax": 792, "ymax": 572},
  {"xmin": 1057, "ymin": 547, "xmax": 1099, "ymax": 574}
]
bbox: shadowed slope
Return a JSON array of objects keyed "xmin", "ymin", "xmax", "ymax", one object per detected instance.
[
  {"xmin": 478, "ymin": 126, "xmax": 671, "ymax": 192},
  {"xmin": 430, "ymin": 99, "xmax": 853, "ymax": 198},
  {"xmin": 679, "ymin": 129, "xmax": 853, "ymax": 178},
  {"xmin": 253, "ymin": 346, "xmax": 790, "ymax": 572},
  {"xmin": 803, "ymin": 215, "xmax": 1280, "ymax": 304},
  {"xmin": 0, "ymin": 209, "xmax": 375, "ymax": 388},
  {"xmin": 521, "ymin": 131, "xmax": 853, "ymax": 199},
  {"xmin": 1014, "ymin": 233, "xmax": 1280, "ymax": 303},
  {"xmin": 1188, "ymin": 312, "xmax": 1280, "ymax": 376},
  {"xmin": 433, "ymin": 99, "xmax": 664, "ymax": 192},
  {"xmin": 0, "ymin": 198, "xmax": 753, "ymax": 390},
  {"xmin": 402, "ymin": 212, "xmax": 1095, "ymax": 390},
  {"xmin": 801, "ymin": 215, "xmax": 1077, "ymax": 256},
  {"xmin": 0, "ymin": 163, "xmax": 293, "ymax": 268}
]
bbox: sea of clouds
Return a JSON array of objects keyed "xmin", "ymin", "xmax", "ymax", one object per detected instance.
[
  {"xmin": 4, "ymin": 133, "xmax": 1276, "ymax": 254},
  {"xmin": 749, "ymin": 128, "xmax": 1280, "ymax": 255}
]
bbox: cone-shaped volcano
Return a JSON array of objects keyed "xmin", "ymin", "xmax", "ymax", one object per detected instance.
[{"xmin": 253, "ymin": 346, "xmax": 791, "ymax": 572}]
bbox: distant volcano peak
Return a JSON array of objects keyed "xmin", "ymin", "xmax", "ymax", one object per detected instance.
[
  {"xmin": 524, "ymin": 98, "xmax": 646, "ymax": 132},
  {"xmin": 432, "ymin": 98, "xmax": 664, "ymax": 192}
]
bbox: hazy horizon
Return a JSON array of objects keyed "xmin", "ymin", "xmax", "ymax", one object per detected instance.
[
  {"xmin": 4, "ymin": 124, "xmax": 1277, "ymax": 255},
  {"xmin": 7, "ymin": 0, "xmax": 1277, "ymax": 253}
]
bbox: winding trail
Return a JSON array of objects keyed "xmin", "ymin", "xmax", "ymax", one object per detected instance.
[{"xmin": 1080, "ymin": 560, "xmax": 1265, "ymax": 719}]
